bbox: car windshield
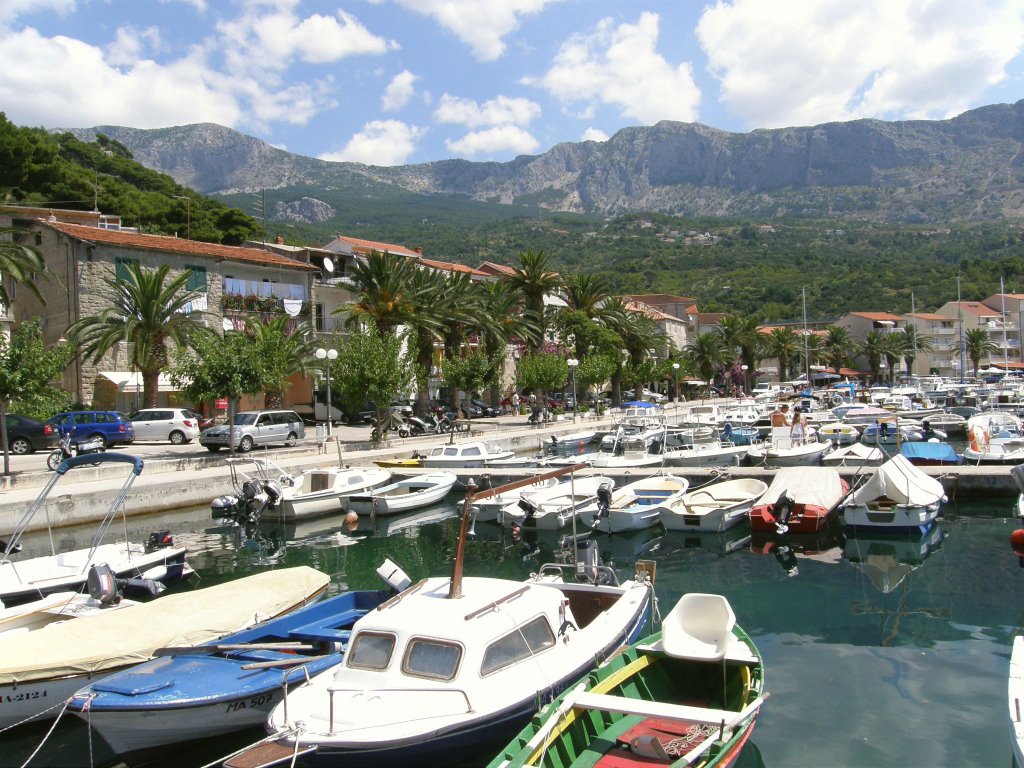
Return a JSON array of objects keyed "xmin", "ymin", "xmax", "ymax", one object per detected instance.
[{"xmin": 233, "ymin": 413, "xmax": 258, "ymax": 425}]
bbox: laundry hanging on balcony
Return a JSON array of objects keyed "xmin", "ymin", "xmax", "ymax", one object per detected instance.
[{"xmin": 283, "ymin": 298, "xmax": 303, "ymax": 317}]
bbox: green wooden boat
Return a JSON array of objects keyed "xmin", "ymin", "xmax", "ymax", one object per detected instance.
[{"xmin": 488, "ymin": 592, "xmax": 766, "ymax": 768}]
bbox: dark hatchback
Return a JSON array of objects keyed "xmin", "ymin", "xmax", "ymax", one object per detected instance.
[{"xmin": 3, "ymin": 415, "xmax": 59, "ymax": 454}]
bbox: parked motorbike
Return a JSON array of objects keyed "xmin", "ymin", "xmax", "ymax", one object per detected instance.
[{"xmin": 46, "ymin": 430, "xmax": 107, "ymax": 471}]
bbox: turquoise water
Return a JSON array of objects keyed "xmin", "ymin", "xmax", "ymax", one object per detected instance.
[{"xmin": 2, "ymin": 493, "xmax": 1022, "ymax": 768}]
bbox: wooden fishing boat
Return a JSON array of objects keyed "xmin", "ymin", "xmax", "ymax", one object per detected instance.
[
  {"xmin": 345, "ymin": 470, "xmax": 458, "ymax": 515},
  {"xmin": 1010, "ymin": 635, "xmax": 1023, "ymax": 768},
  {"xmin": 488, "ymin": 591, "xmax": 766, "ymax": 768},
  {"xmin": 581, "ymin": 475, "xmax": 689, "ymax": 533},
  {"xmin": 661, "ymin": 478, "xmax": 769, "ymax": 532},
  {"xmin": 0, "ymin": 566, "xmax": 329, "ymax": 729},
  {"xmin": 420, "ymin": 440, "xmax": 515, "ymax": 468}
]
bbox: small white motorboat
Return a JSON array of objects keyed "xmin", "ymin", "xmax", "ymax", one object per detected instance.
[
  {"xmin": 469, "ymin": 476, "xmax": 564, "ymax": 523},
  {"xmin": 0, "ymin": 575, "xmax": 138, "ymax": 638},
  {"xmin": 841, "ymin": 455, "xmax": 946, "ymax": 534},
  {"xmin": 661, "ymin": 478, "xmax": 769, "ymax": 532},
  {"xmin": 963, "ymin": 411, "xmax": 1024, "ymax": 464},
  {"xmin": 817, "ymin": 422, "xmax": 860, "ymax": 445},
  {"xmin": 581, "ymin": 475, "xmax": 689, "ymax": 533},
  {"xmin": 822, "ymin": 442, "xmax": 885, "ymax": 467},
  {"xmin": 420, "ymin": 441, "xmax": 514, "ymax": 468},
  {"xmin": 746, "ymin": 428, "xmax": 832, "ymax": 468},
  {"xmin": 0, "ymin": 566, "xmax": 329, "ymax": 729},
  {"xmin": 661, "ymin": 440, "xmax": 747, "ymax": 467},
  {"xmin": 500, "ymin": 475, "xmax": 615, "ymax": 530},
  {"xmin": 1010, "ymin": 635, "xmax": 1024, "ymax": 768},
  {"xmin": 265, "ymin": 466, "xmax": 393, "ymax": 521},
  {"xmin": 346, "ymin": 471, "xmax": 458, "ymax": 515},
  {"xmin": 590, "ymin": 430, "xmax": 666, "ymax": 469}
]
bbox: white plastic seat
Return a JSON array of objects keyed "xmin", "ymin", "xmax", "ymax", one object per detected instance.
[{"xmin": 661, "ymin": 592, "xmax": 736, "ymax": 661}]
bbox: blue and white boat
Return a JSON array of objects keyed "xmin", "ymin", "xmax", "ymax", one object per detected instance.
[
  {"xmin": 899, "ymin": 441, "xmax": 962, "ymax": 466},
  {"xmin": 70, "ymin": 578, "xmax": 396, "ymax": 755},
  {"xmin": 841, "ymin": 455, "xmax": 946, "ymax": 534}
]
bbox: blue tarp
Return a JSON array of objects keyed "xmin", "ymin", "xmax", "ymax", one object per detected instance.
[
  {"xmin": 620, "ymin": 401, "xmax": 657, "ymax": 408},
  {"xmin": 900, "ymin": 441, "xmax": 963, "ymax": 465}
]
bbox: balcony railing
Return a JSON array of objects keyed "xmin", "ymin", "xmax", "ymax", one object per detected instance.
[{"xmin": 222, "ymin": 293, "xmax": 311, "ymax": 316}]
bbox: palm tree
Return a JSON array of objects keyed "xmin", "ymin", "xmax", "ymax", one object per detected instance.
[
  {"xmin": 964, "ymin": 327, "xmax": 999, "ymax": 376},
  {"xmin": 762, "ymin": 327, "xmax": 799, "ymax": 381},
  {"xmin": 684, "ymin": 332, "xmax": 731, "ymax": 393},
  {"xmin": 563, "ymin": 273, "xmax": 609, "ymax": 318},
  {"xmin": 900, "ymin": 324, "xmax": 933, "ymax": 376},
  {"xmin": 68, "ymin": 262, "xmax": 209, "ymax": 407},
  {"xmin": 0, "ymin": 227, "xmax": 47, "ymax": 308},
  {"xmin": 822, "ymin": 325, "xmax": 856, "ymax": 379},
  {"xmin": 505, "ymin": 250, "xmax": 561, "ymax": 353},
  {"xmin": 713, "ymin": 315, "xmax": 743, "ymax": 368},
  {"xmin": 247, "ymin": 316, "xmax": 314, "ymax": 409},
  {"xmin": 478, "ymin": 281, "xmax": 541, "ymax": 408},
  {"xmin": 717, "ymin": 315, "xmax": 760, "ymax": 393},
  {"xmin": 860, "ymin": 330, "xmax": 888, "ymax": 383},
  {"xmin": 438, "ymin": 272, "xmax": 484, "ymax": 411},
  {"xmin": 343, "ymin": 251, "xmax": 420, "ymax": 336},
  {"xmin": 880, "ymin": 334, "xmax": 904, "ymax": 385},
  {"xmin": 404, "ymin": 268, "xmax": 448, "ymax": 415}
]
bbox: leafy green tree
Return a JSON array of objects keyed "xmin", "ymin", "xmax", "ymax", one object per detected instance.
[
  {"xmin": 516, "ymin": 352, "xmax": 568, "ymax": 405},
  {"xmin": 440, "ymin": 351, "xmax": 491, "ymax": 414},
  {"xmin": 717, "ymin": 315, "xmax": 760, "ymax": 392},
  {"xmin": 69, "ymin": 262, "xmax": 210, "ymax": 408},
  {"xmin": 343, "ymin": 251, "xmax": 420, "ymax": 337},
  {"xmin": 331, "ymin": 326, "xmax": 414, "ymax": 444},
  {"xmin": 171, "ymin": 331, "xmax": 263, "ymax": 452},
  {"xmin": 478, "ymin": 281, "xmax": 540, "ymax": 408},
  {"xmin": 964, "ymin": 327, "xmax": 999, "ymax": 375},
  {"xmin": 762, "ymin": 327, "xmax": 799, "ymax": 381},
  {"xmin": 684, "ymin": 332, "xmax": 731, "ymax": 392},
  {"xmin": 0, "ymin": 227, "xmax": 47, "ymax": 308},
  {"xmin": 0, "ymin": 321, "xmax": 71, "ymax": 474},
  {"xmin": 575, "ymin": 353, "xmax": 617, "ymax": 406},
  {"xmin": 246, "ymin": 316, "xmax": 314, "ymax": 409}
]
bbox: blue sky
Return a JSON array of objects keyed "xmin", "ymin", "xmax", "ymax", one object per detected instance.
[{"xmin": 2, "ymin": 0, "xmax": 1023, "ymax": 166}]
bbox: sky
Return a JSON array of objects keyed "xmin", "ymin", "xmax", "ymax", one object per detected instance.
[{"xmin": 1, "ymin": 0, "xmax": 1023, "ymax": 167}]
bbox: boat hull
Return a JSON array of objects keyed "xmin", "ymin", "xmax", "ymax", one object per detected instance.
[
  {"xmin": 1011, "ymin": 635, "xmax": 1023, "ymax": 768},
  {"xmin": 746, "ymin": 442, "xmax": 832, "ymax": 468},
  {"xmin": 842, "ymin": 503, "xmax": 940, "ymax": 534},
  {"xmin": 347, "ymin": 474, "xmax": 456, "ymax": 515},
  {"xmin": 0, "ymin": 674, "xmax": 110, "ymax": 729}
]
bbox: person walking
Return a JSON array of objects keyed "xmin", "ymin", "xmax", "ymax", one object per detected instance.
[
  {"xmin": 511, "ymin": 391, "xmax": 520, "ymax": 416},
  {"xmin": 790, "ymin": 406, "xmax": 807, "ymax": 446}
]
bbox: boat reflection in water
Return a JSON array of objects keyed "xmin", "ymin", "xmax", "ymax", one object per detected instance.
[
  {"xmin": 666, "ymin": 525, "xmax": 753, "ymax": 558},
  {"xmin": 750, "ymin": 526, "xmax": 844, "ymax": 578},
  {"xmin": 842, "ymin": 524, "xmax": 945, "ymax": 594}
]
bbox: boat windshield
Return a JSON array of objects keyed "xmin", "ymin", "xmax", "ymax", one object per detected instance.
[
  {"xmin": 481, "ymin": 616, "xmax": 555, "ymax": 676},
  {"xmin": 403, "ymin": 638, "xmax": 462, "ymax": 680}
]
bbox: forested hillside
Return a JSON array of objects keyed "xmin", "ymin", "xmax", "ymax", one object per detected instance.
[{"xmin": 0, "ymin": 114, "xmax": 259, "ymax": 244}]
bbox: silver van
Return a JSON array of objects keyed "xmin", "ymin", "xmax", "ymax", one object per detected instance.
[{"xmin": 199, "ymin": 410, "xmax": 305, "ymax": 452}]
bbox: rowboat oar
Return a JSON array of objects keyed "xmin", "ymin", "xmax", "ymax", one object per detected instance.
[
  {"xmin": 240, "ymin": 654, "xmax": 331, "ymax": 670},
  {"xmin": 153, "ymin": 642, "xmax": 318, "ymax": 657}
]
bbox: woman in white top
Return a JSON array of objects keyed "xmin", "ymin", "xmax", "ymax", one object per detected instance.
[{"xmin": 790, "ymin": 406, "xmax": 806, "ymax": 445}]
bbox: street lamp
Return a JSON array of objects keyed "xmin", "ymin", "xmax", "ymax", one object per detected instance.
[
  {"xmin": 567, "ymin": 358, "xmax": 579, "ymax": 423},
  {"xmin": 740, "ymin": 364, "xmax": 748, "ymax": 397},
  {"xmin": 315, "ymin": 347, "xmax": 338, "ymax": 437},
  {"xmin": 672, "ymin": 362, "xmax": 680, "ymax": 403}
]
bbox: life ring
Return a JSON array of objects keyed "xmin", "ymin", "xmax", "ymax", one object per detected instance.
[{"xmin": 968, "ymin": 425, "xmax": 989, "ymax": 452}]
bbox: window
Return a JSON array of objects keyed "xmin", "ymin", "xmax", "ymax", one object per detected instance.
[
  {"xmin": 403, "ymin": 638, "xmax": 462, "ymax": 680},
  {"xmin": 185, "ymin": 265, "xmax": 207, "ymax": 292},
  {"xmin": 481, "ymin": 617, "xmax": 555, "ymax": 676},
  {"xmin": 348, "ymin": 632, "xmax": 396, "ymax": 670},
  {"xmin": 115, "ymin": 257, "xmax": 139, "ymax": 281}
]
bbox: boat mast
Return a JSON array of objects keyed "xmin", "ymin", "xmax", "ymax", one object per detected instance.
[
  {"xmin": 802, "ymin": 287, "xmax": 810, "ymax": 385},
  {"xmin": 1002, "ymin": 277, "xmax": 1009, "ymax": 370},
  {"xmin": 957, "ymin": 274, "xmax": 965, "ymax": 383},
  {"xmin": 911, "ymin": 292, "xmax": 918, "ymax": 378}
]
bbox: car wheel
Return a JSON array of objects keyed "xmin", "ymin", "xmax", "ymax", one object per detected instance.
[
  {"xmin": 9, "ymin": 437, "xmax": 31, "ymax": 455},
  {"xmin": 285, "ymin": 431, "xmax": 297, "ymax": 447},
  {"xmin": 239, "ymin": 435, "xmax": 254, "ymax": 453},
  {"xmin": 169, "ymin": 430, "xmax": 186, "ymax": 445},
  {"xmin": 89, "ymin": 433, "xmax": 107, "ymax": 448}
]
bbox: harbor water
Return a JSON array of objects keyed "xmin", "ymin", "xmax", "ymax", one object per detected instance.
[{"xmin": 1, "ymin": 490, "xmax": 1021, "ymax": 768}]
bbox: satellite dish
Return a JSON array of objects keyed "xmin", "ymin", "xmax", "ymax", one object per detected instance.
[{"xmin": 322, "ymin": 257, "xmax": 334, "ymax": 273}]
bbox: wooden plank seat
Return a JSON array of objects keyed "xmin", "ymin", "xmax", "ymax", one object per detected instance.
[{"xmin": 573, "ymin": 692, "xmax": 741, "ymax": 728}]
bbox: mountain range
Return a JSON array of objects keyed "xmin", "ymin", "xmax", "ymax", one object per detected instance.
[{"xmin": 72, "ymin": 99, "xmax": 1024, "ymax": 224}]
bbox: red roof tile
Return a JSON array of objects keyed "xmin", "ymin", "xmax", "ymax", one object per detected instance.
[
  {"xmin": 906, "ymin": 313, "xmax": 949, "ymax": 321},
  {"xmin": 850, "ymin": 311, "xmax": 904, "ymax": 321},
  {"xmin": 45, "ymin": 222, "xmax": 318, "ymax": 271},
  {"xmin": 417, "ymin": 256, "xmax": 488, "ymax": 277},
  {"xmin": 328, "ymin": 234, "xmax": 421, "ymax": 258},
  {"xmin": 959, "ymin": 302, "xmax": 1000, "ymax": 317}
]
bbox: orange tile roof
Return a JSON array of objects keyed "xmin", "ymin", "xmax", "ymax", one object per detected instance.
[
  {"xmin": 623, "ymin": 299, "xmax": 678, "ymax": 323},
  {"xmin": 627, "ymin": 293, "xmax": 698, "ymax": 304},
  {"xmin": 45, "ymin": 222, "xmax": 318, "ymax": 271},
  {"xmin": 330, "ymin": 234, "xmax": 421, "ymax": 258},
  {"xmin": 850, "ymin": 311, "xmax": 904, "ymax": 321},
  {"xmin": 417, "ymin": 256, "xmax": 488, "ymax": 277},
  {"xmin": 906, "ymin": 313, "xmax": 949, "ymax": 321},
  {"xmin": 959, "ymin": 302, "xmax": 1000, "ymax": 317},
  {"xmin": 477, "ymin": 261, "xmax": 517, "ymax": 276}
]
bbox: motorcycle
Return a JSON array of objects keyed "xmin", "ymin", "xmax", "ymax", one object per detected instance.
[{"xmin": 47, "ymin": 430, "xmax": 107, "ymax": 471}]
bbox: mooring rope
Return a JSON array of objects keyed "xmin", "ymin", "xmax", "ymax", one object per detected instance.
[{"xmin": 17, "ymin": 693, "xmax": 92, "ymax": 768}]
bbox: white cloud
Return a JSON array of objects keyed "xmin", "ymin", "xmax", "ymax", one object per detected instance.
[
  {"xmin": 0, "ymin": 28, "xmax": 243, "ymax": 128},
  {"xmin": 697, "ymin": 0, "xmax": 1024, "ymax": 128},
  {"xmin": 369, "ymin": 0, "xmax": 563, "ymax": 61},
  {"xmin": 581, "ymin": 127, "xmax": 608, "ymax": 142},
  {"xmin": 159, "ymin": 0, "xmax": 206, "ymax": 12},
  {"xmin": 382, "ymin": 69, "xmax": 417, "ymax": 111},
  {"xmin": 445, "ymin": 125, "xmax": 539, "ymax": 157},
  {"xmin": 319, "ymin": 120, "xmax": 425, "ymax": 165},
  {"xmin": 524, "ymin": 12, "xmax": 701, "ymax": 125},
  {"xmin": 105, "ymin": 26, "xmax": 162, "ymax": 67},
  {"xmin": 0, "ymin": 0, "xmax": 75, "ymax": 27},
  {"xmin": 434, "ymin": 94, "xmax": 540, "ymax": 128}
]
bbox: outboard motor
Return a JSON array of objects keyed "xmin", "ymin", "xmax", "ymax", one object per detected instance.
[
  {"xmin": 772, "ymin": 492, "xmax": 796, "ymax": 535},
  {"xmin": 145, "ymin": 530, "xmax": 174, "ymax": 552},
  {"xmin": 595, "ymin": 482, "xmax": 613, "ymax": 521},
  {"xmin": 87, "ymin": 563, "xmax": 122, "ymax": 605},
  {"xmin": 771, "ymin": 538, "xmax": 799, "ymax": 577},
  {"xmin": 518, "ymin": 496, "xmax": 540, "ymax": 526},
  {"xmin": 575, "ymin": 538, "xmax": 601, "ymax": 584}
]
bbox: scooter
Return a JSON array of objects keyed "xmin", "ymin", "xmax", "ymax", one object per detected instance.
[{"xmin": 46, "ymin": 430, "xmax": 106, "ymax": 471}]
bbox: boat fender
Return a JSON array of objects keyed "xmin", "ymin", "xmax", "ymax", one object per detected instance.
[
  {"xmin": 968, "ymin": 425, "xmax": 989, "ymax": 453},
  {"xmin": 1011, "ymin": 528, "xmax": 1024, "ymax": 561}
]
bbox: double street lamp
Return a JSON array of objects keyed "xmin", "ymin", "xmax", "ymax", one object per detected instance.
[
  {"xmin": 567, "ymin": 358, "xmax": 579, "ymax": 423},
  {"xmin": 315, "ymin": 347, "xmax": 338, "ymax": 436}
]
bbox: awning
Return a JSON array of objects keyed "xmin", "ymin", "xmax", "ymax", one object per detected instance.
[{"xmin": 97, "ymin": 371, "xmax": 186, "ymax": 393}]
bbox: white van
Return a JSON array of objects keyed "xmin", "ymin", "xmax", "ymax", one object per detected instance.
[{"xmin": 199, "ymin": 410, "xmax": 305, "ymax": 452}]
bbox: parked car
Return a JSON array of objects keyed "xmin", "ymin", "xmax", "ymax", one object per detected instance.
[
  {"xmin": 46, "ymin": 410, "xmax": 135, "ymax": 447},
  {"xmin": 199, "ymin": 410, "xmax": 305, "ymax": 452},
  {"xmin": 2, "ymin": 414, "xmax": 59, "ymax": 454},
  {"xmin": 128, "ymin": 408, "xmax": 201, "ymax": 445},
  {"xmin": 469, "ymin": 399, "xmax": 500, "ymax": 418}
]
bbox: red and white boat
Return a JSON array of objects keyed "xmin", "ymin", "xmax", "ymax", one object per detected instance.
[{"xmin": 749, "ymin": 466, "xmax": 848, "ymax": 534}]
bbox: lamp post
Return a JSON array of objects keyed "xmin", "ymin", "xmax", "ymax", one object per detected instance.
[
  {"xmin": 567, "ymin": 358, "xmax": 578, "ymax": 423},
  {"xmin": 315, "ymin": 347, "xmax": 338, "ymax": 437},
  {"xmin": 740, "ymin": 364, "xmax": 748, "ymax": 397}
]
